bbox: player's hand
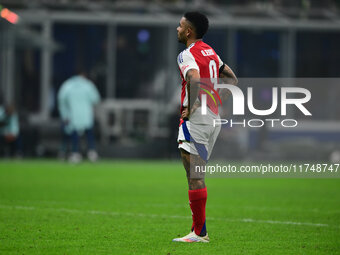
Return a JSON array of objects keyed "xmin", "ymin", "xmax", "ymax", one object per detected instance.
[
  {"xmin": 182, "ymin": 100, "xmax": 201, "ymax": 120},
  {"xmin": 181, "ymin": 108, "xmax": 189, "ymax": 120},
  {"xmin": 190, "ymin": 100, "xmax": 201, "ymax": 116}
]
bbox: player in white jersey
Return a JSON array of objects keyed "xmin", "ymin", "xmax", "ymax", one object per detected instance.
[{"xmin": 173, "ymin": 12, "xmax": 238, "ymax": 243}]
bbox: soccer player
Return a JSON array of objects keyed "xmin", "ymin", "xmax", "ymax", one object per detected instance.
[{"xmin": 173, "ymin": 12, "xmax": 237, "ymax": 243}]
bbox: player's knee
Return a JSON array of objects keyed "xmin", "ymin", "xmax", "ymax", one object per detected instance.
[{"xmin": 189, "ymin": 178, "xmax": 205, "ymax": 190}]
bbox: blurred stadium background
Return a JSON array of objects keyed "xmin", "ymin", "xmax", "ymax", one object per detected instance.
[{"xmin": 1, "ymin": 0, "xmax": 340, "ymax": 160}]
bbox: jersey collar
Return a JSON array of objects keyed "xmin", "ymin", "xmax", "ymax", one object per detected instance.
[{"xmin": 187, "ymin": 40, "xmax": 202, "ymax": 49}]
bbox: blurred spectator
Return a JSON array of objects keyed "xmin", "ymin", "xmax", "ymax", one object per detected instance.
[
  {"xmin": 0, "ymin": 104, "xmax": 22, "ymax": 157},
  {"xmin": 57, "ymin": 71, "xmax": 101, "ymax": 163}
]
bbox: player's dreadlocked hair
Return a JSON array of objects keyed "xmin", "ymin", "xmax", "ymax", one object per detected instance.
[{"xmin": 184, "ymin": 12, "xmax": 209, "ymax": 39}]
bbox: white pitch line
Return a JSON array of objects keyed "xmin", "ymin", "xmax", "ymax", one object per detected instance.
[
  {"xmin": 0, "ymin": 204, "xmax": 337, "ymax": 229},
  {"xmin": 145, "ymin": 203, "xmax": 340, "ymax": 214},
  {"xmin": 10, "ymin": 200, "xmax": 340, "ymax": 214}
]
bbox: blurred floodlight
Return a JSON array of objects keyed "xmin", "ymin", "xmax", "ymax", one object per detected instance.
[{"xmin": 0, "ymin": 6, "xmax": 19, "ymax": 24}]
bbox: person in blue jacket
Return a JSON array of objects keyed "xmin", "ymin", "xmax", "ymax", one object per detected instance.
[{"xmin": 58, "ymin": 72, "xmax": 101, "ymax": 163}]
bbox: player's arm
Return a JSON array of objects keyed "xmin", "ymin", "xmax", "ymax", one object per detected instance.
[
  {"xmin": 182, "ymin": 69, "xmax": 200, "ymax": 120},
  {"xmin": 219, "ymin": 64, "xmax": 238, "ymax": 102},
  {"xmin": 219, "ymin": 64, "xmax": 237, "ymax": 83}
]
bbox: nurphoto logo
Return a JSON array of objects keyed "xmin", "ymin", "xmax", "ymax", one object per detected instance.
[{"xmin": 199, "ymin": 83, "xmax": 312, "ymax": 128}]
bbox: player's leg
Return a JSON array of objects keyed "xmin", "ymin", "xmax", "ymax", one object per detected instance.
[
  {"xmin": 59, "ymin": 123, "xmax": 70, "ymax": 160},
  {"xmin": 85, "ymin": 128, "xmax": 98, "ymax": 162},
  {"xmin": 11, "ymin": 134, "xmax": 22, "ymax": 158},
  {"xmin": 0, "ymin": 135, "xmax": 6, "ymax": 156},
  {"xmin": 174, "ymin": 120, "xmax": 212, "ymax": 242},
  {"xmin": 6, "ymin": 137, "xmax": 15, "ymax": 157},
  {"xmin": 173, "ymin": 148, "xmax": 209, "ymax": 242},
  {"xmin": 180, "ymin": 148, "xmax": 205, "ymax": 189},
  {"xmin": 69, "ymin": 131, "xmax": 82, "ymax": 163},
  {"xmin": 174, "ymin": 120, "xmax": 221, "ymax": 242},
  {"xmin": 180, "ymin": 149, "xmax": 208, "ymax": 236}
]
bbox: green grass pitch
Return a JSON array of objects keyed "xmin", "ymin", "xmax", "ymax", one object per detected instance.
[{"xmin": 0, "ymin": 160, "xmax": 339, "ymax": 254}]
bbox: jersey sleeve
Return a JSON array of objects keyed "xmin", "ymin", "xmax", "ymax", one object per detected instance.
[
  {"xmin": 177, "ymin": 50, "xmax": 199, "ymax": 81},
  {"xmin": 217, "ymin": 54, "xmax": 224, "ymax": 69}
]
